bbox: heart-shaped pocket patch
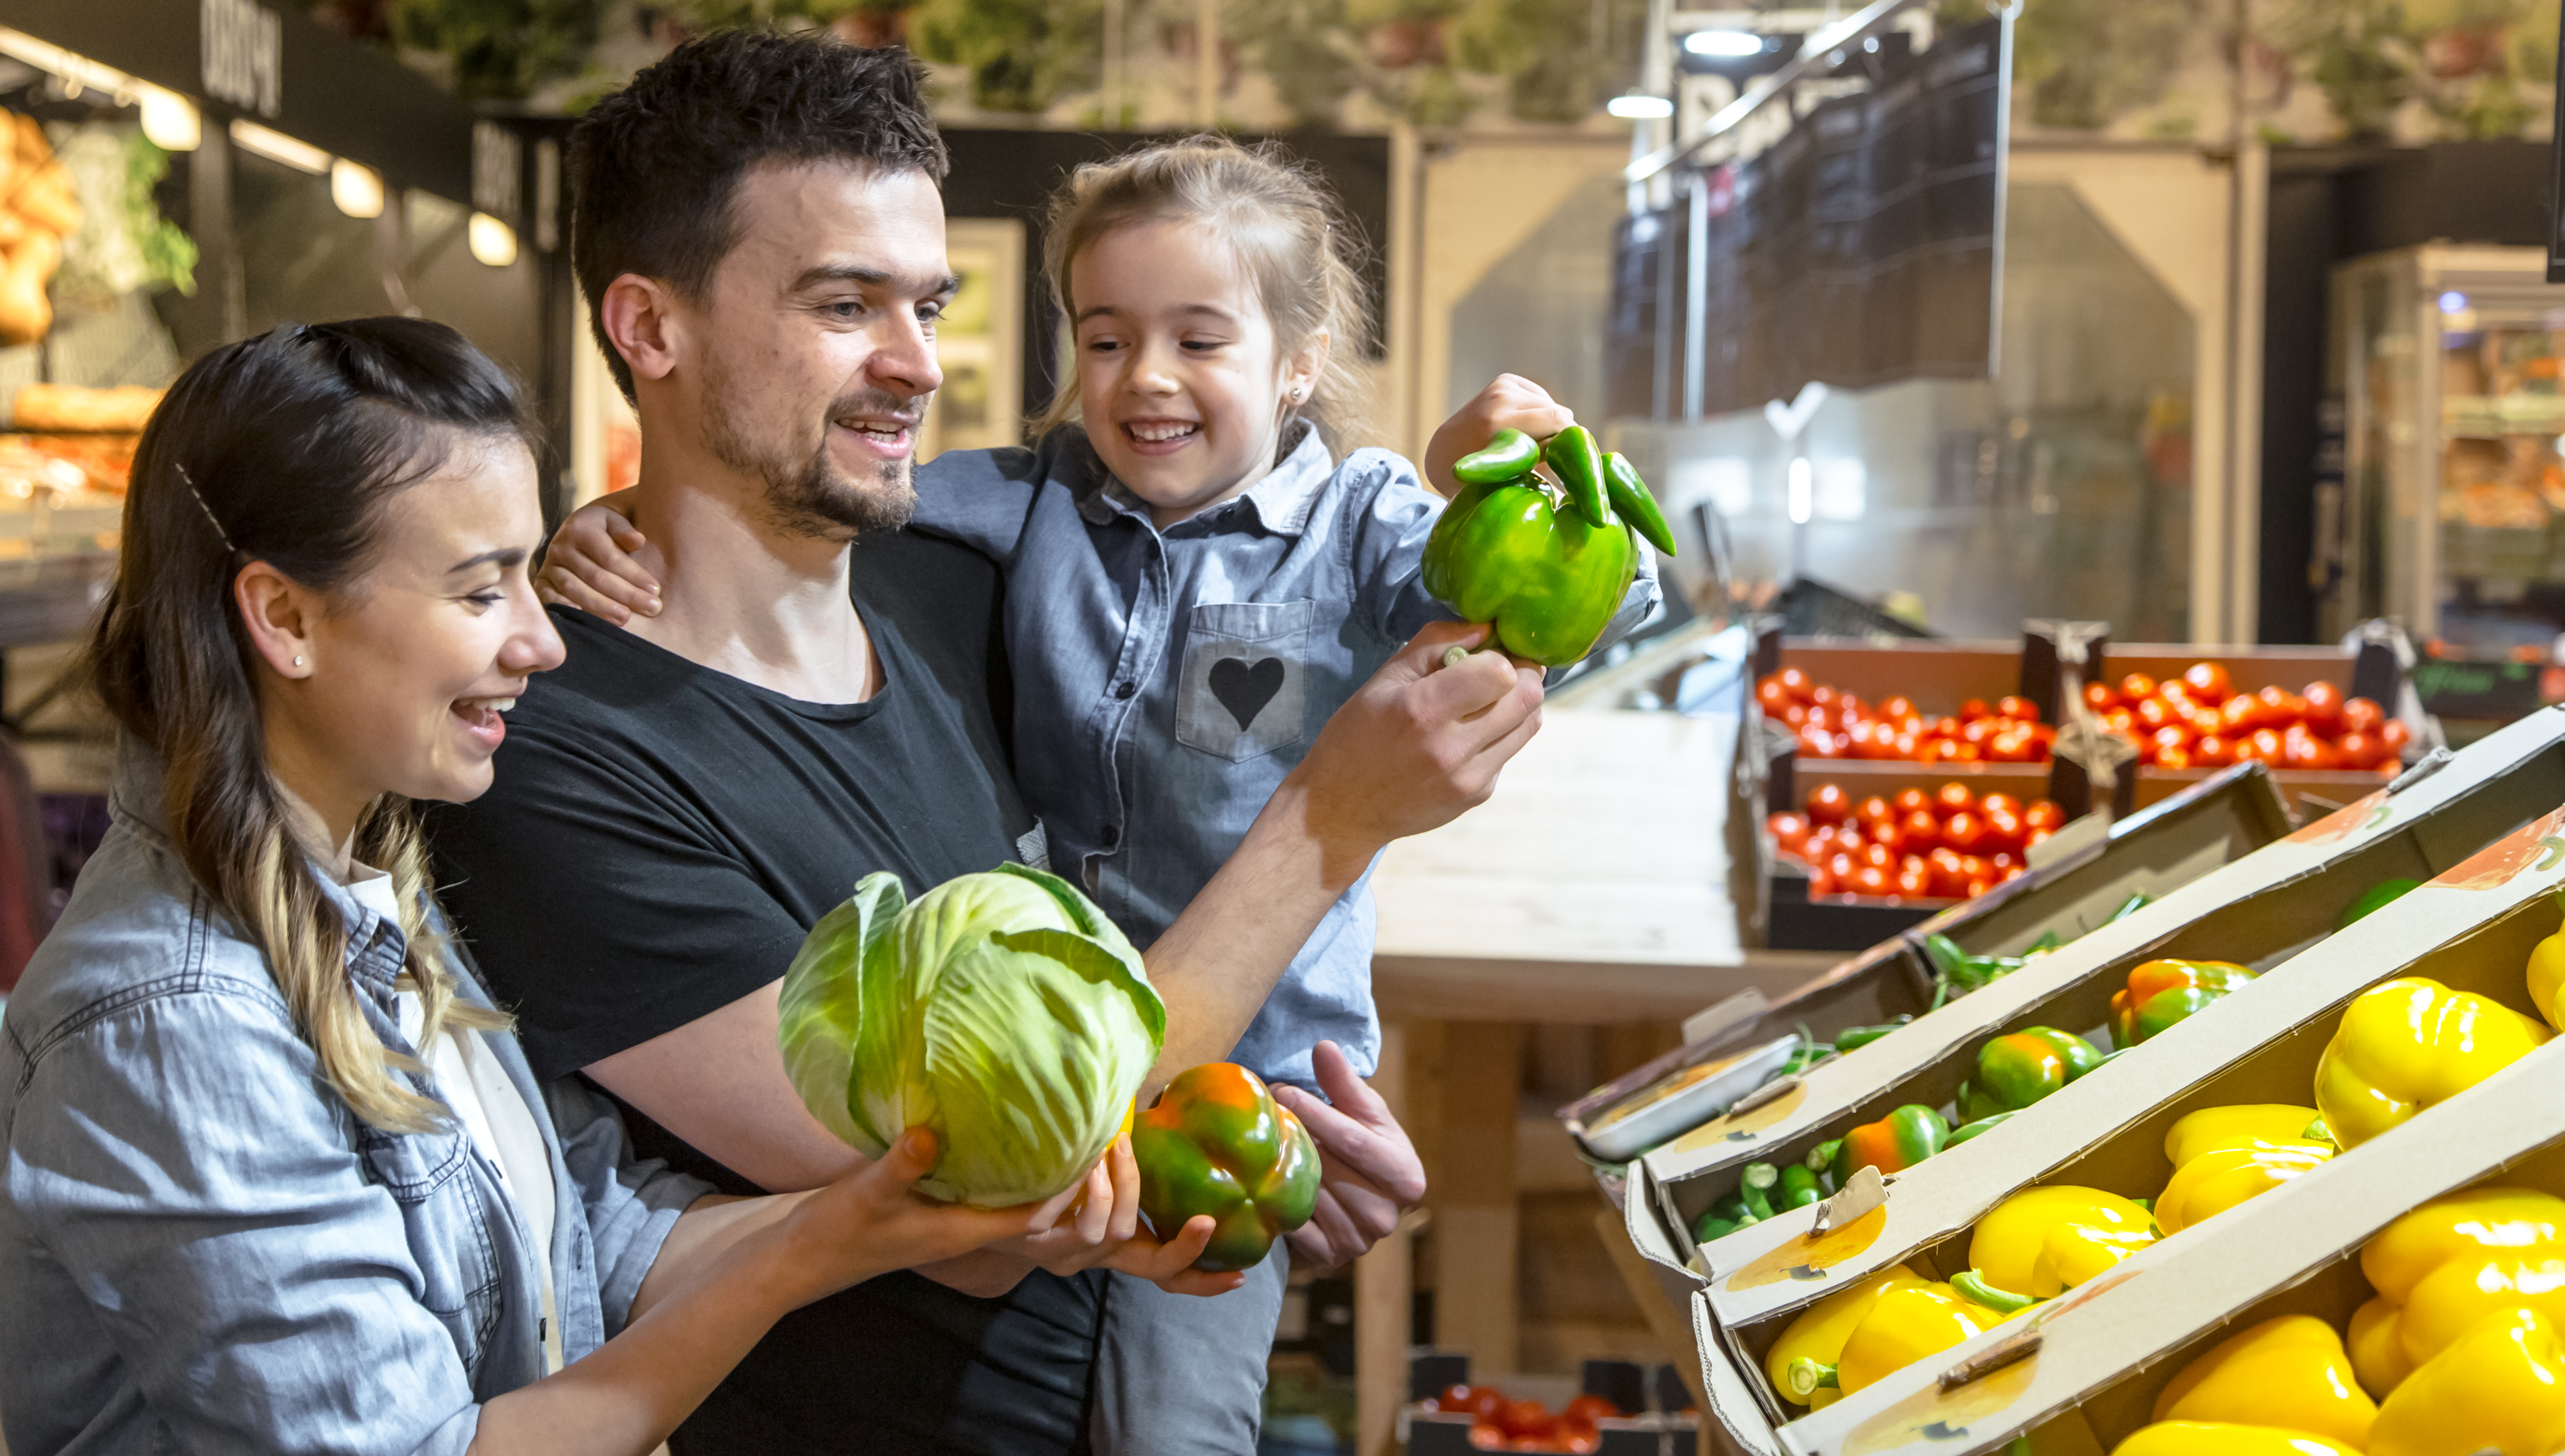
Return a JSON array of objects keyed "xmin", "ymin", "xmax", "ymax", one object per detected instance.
[{"xmin": 1208, "ymin": 656, "xmax": 1287, "ymax": 729}]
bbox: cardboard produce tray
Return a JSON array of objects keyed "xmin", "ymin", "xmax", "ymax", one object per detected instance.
[
  {"xmin": 1560, "ymin": 764, "xmax": 2295, "ymax": 1166},
  {"xmin": 1766, "ymin": 863, "xmax": 2565, "ymax": 1455},
  {"xmin": 1672, "ymin": 768, "xmax": 2565, "ymax": 1450}
]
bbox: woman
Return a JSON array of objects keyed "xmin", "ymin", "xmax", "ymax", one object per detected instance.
[{"xmin": 0, "ymin": 318, "xmax": 1141, "ymax": 1455}]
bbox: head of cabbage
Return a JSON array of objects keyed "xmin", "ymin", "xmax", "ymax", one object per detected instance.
[{"xmin": 777, "ymin": 862, "xmax": 1166, "ymax": 1206}]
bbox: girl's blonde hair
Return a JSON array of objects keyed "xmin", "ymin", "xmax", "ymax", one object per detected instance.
[
  {"xmin": 1034, "ymin": 135, "xmax": 1377, "ymax": 453},
  {"xmin": 85, "ymin": 319, "xmax": 517, "ymax": 1135}
]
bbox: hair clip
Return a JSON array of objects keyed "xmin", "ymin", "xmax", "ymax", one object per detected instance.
[{"xmin": 175, "ymin": 463, "xmax": 237, "ymax": 553}]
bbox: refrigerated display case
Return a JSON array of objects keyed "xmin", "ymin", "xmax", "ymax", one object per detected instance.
[{"xmin": 2330, "ymin": 244, "xmax": 2565, "ymax": 657}]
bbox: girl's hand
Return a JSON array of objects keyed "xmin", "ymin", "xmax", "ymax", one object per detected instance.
[
  {"xmin": 1423, "ymin": 374, "xmax": 1576, "ymax": 498},
  {"xmin": 537, "ymin": 489, "xmax": 661, "ymax": 623},
  {"xmin": 1002, "ymin": 1136, "xmax": 1246, "ymax": 1297},
  {"xmin": 780, "ymin": 1127, "xmax": 1078, "ymax": 1303}
]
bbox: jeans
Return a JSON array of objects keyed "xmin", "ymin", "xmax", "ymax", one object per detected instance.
[{"xmin": 1089, "ymin": 1244, "xmax": 1290, "ymax": 1455}]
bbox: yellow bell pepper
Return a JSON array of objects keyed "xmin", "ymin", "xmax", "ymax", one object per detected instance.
[
  {"xmin": 2350, "ymin": 1186, "xmax": 2565, "ymax": 1396},
  {"xmin": 1768, "ymin": 1270, "xmax": 2005, "ymax": 1402},
  {"xmin": 2156, "ymin": 1144, "xmax": 2334, "ymax": 1236},
  {"xmin": 2311, "ymin": 978, "xmax": 2551, "ymax": 1149},
  {"xmin": 2112, "ymin": 1423, "xmax": 2363, "ymax": 1456},
  {"xmin": 2148, "ymin": 1315, "xmax": 2376, "ymax": 1448},
  {"xmin": 1966, "ymin": 1185, "xmax": 2159, "ymax": 1302},
  {"xmin": 2162, "ymin": 1104, "xmax": 2331, "ymax": 1167},
  {"xmin": 2368, "ymin": 1306, "xmax": 2565, "ymax": 1456},
  {"xmin": 1764, "ymin": 1266, "xmax": 1920, "ymax": 1408},
  {"xmin": 2526, "ymin": 893, "xmax": 2565, "ymax": 1033}
]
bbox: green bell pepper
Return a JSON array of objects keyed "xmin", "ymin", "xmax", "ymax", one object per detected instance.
[
  {"xmin": 1831, "ymin": 1104, "xmax": 1950, "ymax": 1186},
  {"xmin": 1542, "ymin": 424, "xmax": 1612, "ymax": 527},
  {"xmin": 1777, "ymin": 1163, "xmax": 1823, "ymax": 1209},
  {"xmin": 2337, "ymin": 877, "xmax": 2421, "ymax": 929},
  {"xmin": 1420, "ymin": 475, "xmax": 1639, "ymax": 667},
  {"xmin": 1955, "ymin": 1027, "xmax": 2104, "ymax": 1123},
  {"xmin": 1603, "ymin": 451, "xmax": 1679, "ymax": 556},
  {"xmin": 1133, "ymin": 1062, "xmax": 1322, "ymax": 1272},
  {"xmin": 1946, "ymin": 1112, "xmax": 2014, "ymax": 1148},
  {"xmin": 1452, "ymin": 427, "xmax": 1542, "ymax": 485}
]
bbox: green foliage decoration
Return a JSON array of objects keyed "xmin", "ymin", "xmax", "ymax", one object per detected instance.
[{"xmin": 385, "ymin": 0, "xmax": 602, "ymax": 101}]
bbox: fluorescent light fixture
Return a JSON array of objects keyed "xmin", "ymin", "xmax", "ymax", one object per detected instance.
[
  {"xmin": 230, "ymin": 119, "xmax": 329, "ymax": 175},
  {"xmin": 1813, "ymin": 458, "xmax": 1866, "ymax": 520},
  {"xmin": 330, "ymin": 160, "xmax": 383, "ymax": 219},
  {"xmin": 1607, "ymin": 92, "xmax": 1676, "ymax": 119},
  {"xmin": 2439, "ymin": 291, "xmax": 2469, "ymax": 315},
  {"xmin": 138, "ymin": 86, "xmax": 200, "ymax": 151},
  {"xmin": 468, "ymin": 212, "xmax": 519, "ymax": 268},
  {"xmin": 1787, "ymin": 456, "xmax": 1814, "ymax": 525},
  {"xmin": 1685, "ymin": 29, "xmax": 1766, "ymax": 56}
]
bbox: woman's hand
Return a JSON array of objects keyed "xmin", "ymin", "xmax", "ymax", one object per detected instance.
[
  {"xmin": 1272, "ymin": 1041, "xmax": 1426, "ymax": 1273},
  {"xmin": 998, "ymin": 1136, "xmax": 1246, "ymax": 1297},
  {"xmin": 1422, "ymin": 374, "xmax": 1575, "ymax": 498},
  {"xmin": 776, "ymin": 1127, "xmax": 1079, "ymax": 1305},
  {"xmin": 537, "ymin": 489, "xmax": 660, "ymax": 624}
]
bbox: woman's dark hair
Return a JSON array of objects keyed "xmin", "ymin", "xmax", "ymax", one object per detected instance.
[
  {"xmin": 569, "ymin": 30, "xmax": 950, "ymax": 401},
  {"xmin": 85, "ymin": 317, "xmax": 527, "ymax": 1132}
]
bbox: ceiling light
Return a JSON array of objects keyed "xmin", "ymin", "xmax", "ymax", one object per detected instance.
[
  {"xmin": 331, "ymin": 160, "xmax": 383, "ymax": 219},
  {"xmin": 230, "ymin": 120, "xmax": 329, "ymax": 175},
  {"xmin": 468, "ymin": 212, "xmax": 518, "ymax": 268},
  {"xmin": 1607, "ymin": 92, "xmax": 1675, "ymax": 119},
  {"xmin": 1685, "ymin": 29, "xmax": 1766, "ymax": 57},
  {"xmin": 137, "ymin": 86, "xmax": 199, "ymax": 151}
]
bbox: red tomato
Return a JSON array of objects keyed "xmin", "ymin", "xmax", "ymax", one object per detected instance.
[
  {"xmin": 2158, "ymin": 677, "xmax": 2196, "ymax": 707},
  {"xmin": 2120, "ymin": 673, "xmax": 2159, "ymax": 703},
  {"xmin": 2002, "ymin": 864, "xmax": 2028, "ymax": 882},
  {"xmin": 2025, "ymin": 799, "xmax": 2066, "ymax": 832},
  {"xmin": 2151, "ymin": 723, "xmax": 2196, "ymax": 756},
  {"xmin": 1893, "ymin": 732, "xmax": 1924, "ymax": 760},
  {"xmin": 2257, "ymin": 685, "xmax": 2306, "ymax": 725},
  {"xmin": 1951, "ymin": 741, "xmax": 1985, "ymax": 763},
  {"xmin": 2336, "ymin": 729, "xmax": 2380, "ymax": 769},
  {"xmin": 2193, "ymin": 732, "xmax": 2234, "ymax": 766},
  {"xmin": 1853, "ymin": 864, "xmax": 1895, "ymax": 897},
  {"xmin": 1435, "ymin": 1384, "xmax": 1476, "ymax": 1413},
  {"xmin": 2028, "ymin": 827, "xmax": 2053, "ymax": 848},
  {"xmin": 1847, "ymin": 721, "xmax": 1895, "ymax": 759},
  {"xmin": 2182, "ymin": 661, "xmax": 2231, "ymax": 700},
  {"xmin": 1806, "ymin": 703, "xmax": 1837, "ymax": 731},
  {"xmin": 1980, "ymin": 793, "xmax": 2021, "ymax": 819},
  {"xmin": 1453, "ymin": 1386, "xmax": 1508, "ymax": 1421},
  {"xmin": 1781, "ymin": 701, "xmax": 1811, "ymax": 728},
  {"xmin": 1827, "ymin": 851, "xmax": 1860, "ymax": 882},
  {"xmin": 1858, "ymin": 795, "xmax": 1897, "ymax": 828},
  {"xmin": 1893, "ymin": 787, "xmax": 1932, "ymax": 816},
  {"xmin": 1498, "ymin": 1400, "xmax": 1552, "ymax": 1438},
  {"xmin": 2341, "ymin": 697, "xmax": 2385, "ymax": 734},
  {"xmin": 1900, "ymin": 808, "xmax": 1944, "ymax": 852},
  {"xmin": 1961, "ymin": 717, "xmax": 2001, "ymax": 747},
  {"xmin": 1840, "ymin": 693, "xmax": 1872, "ymax": 722},
  {"xmin": 1880, "ymin": 695, "xmax": 1919, "ymax": 722},
  {"xmin": 1989, "ymin": 730, "xmax": 2036, "ymax": 763},
  {"xmin": 1932, "ymin": 715, "xmax": 1964, "ymax": 741},
  {"xmin": 1833, "ymin": 821, "xmax": 1866, "ymax": 850},
  {"xmin": 2219, "ymin": 694, "xmax": 2262, "ymax": 732},
  {"xmin": 1562, "ymin": 1395, "xmax": 1620, "ymax": 1426},
  {"xmin": 1989, "ymin": 852, "xmax": 2019, "ymax": 875},
  {"xmin": 1935, "ymin": 781, "xmax": 1976, "ymax": 815},
  {"xmin": 1797, "ymin": 726, "xmax": 1839, "ymax": 757},
  {"xmin": 2098, "ymin": 707, "xmax": 2134, "ymax": 738},
  {"xmin": 2380, "ymin": 719, "xmax": 2412, "ymax": 754},
  {"xmin": 1960, "ymin": 854, "xmax": 1991, "ymax": 881},
  {"xmin": 2155, "ymin": 743, "xmax": 2196, "ymax": 770},
  {"xmin": 1469, "ymin": 1423, "xmax": 1506, "ymax": 1451},
  {"xmin": 1768, "ymin": 811, "xmax": 1810, "ymax": 850},
  {"xmin": 1943, "ymin": 811, "xmax": 1988, "ymax": 854},
  {"xmin": 1998, "ymin": 695, "xmax": 2040, "ymax": 723},
  {"xmin": 1928, "ymin": 847, "xmax": 1967, "ymax": 896},
  {"xmin": 1965, "ymin": 876, "xmax": 1994, "ymax": 899},
  {"xmin": 1777, "ymin": 667, "xmax": 1813, "ymax": 701},
  {"xmin": 1808, "ymin": 784, "xmax": 1851, "ymax": 824},
  {"xmin": 2246, "ymin": 727, "xmax": 2287, "ymax": 762},
  {"xmin": 2301, "ymin": 680, "xmax": 2345, "ymax": 735},
  {"xmin": 2135, "ymin": 697, "xmax": 2176, "ymax": 731},
  {"xmin": 1806, "ymin": 864, "xmax": 1837, "ymax": 897},
  {"xmin": 1861, "ymin": 841, "xmax": 1897, "ymax": 871},
  {"xmin": 2083, "ymin": 681, "xmax": 2122, "ymax": 712},
  {"xmin": 1811, "ymin": 684, "xmax": 1839, "ymax": 709},
  {"xmin": 1960, "ymin": 697, "xmax": 1992, "ymax": 721},
  {"xmin": 1982, "ymin": 807, "xmax": 2027, "ymax": 854},
  {"xmin": 1755, "ymin": 679, "xmax": 1793, "ymax": 714}
]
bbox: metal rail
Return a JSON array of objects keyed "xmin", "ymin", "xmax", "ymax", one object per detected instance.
[{"xmin": 1622, "ymin": 0, "xmax": 1933, "ymax": 185}]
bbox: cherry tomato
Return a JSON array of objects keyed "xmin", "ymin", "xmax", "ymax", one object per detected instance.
[
  {"xmin": 1943, "ymin": 810, "xmax": 1988, "ymax": 854},
  {"xmin": 2103, "ymin": 707, "xmax": 2139, "ymax": 738},
  {"xmin": 1893, "ymin": 732, "xmax": 1923, "ymax": 760},
  {"xmin": 2380, "ymin": 719, "xmax": 2412, "ymax": 754},
  {"xmin": 1562, "ymin": 1396, "xmax": 1620, "ymax": 1426},
  {"xmin": 1863, "ymin": 837, "xmax": 1900, "ymax": 868},
  {"xmin": 1781, "ymin": 701, "xmax": 1811, "ymax": 728},
  {"xmin": 1997, "ymin": 695, "xmax": 2040, "ymax": 723},
  {"xmin": 1827, "ymin": 851, "xmax": 1860, "ymax": 882},
  {"xmin": 1964, "ymin": 876, "xmax": 1994, "ymax": 899},
  {"xmin": 2336, "ymin": 729, "xmax": 2380, "ymax": 769},
  {"xmin": 1895, "ymin": 862, "xmax": 1934, "ymax": 899},
  {"xmin": 2155, "ymin": 743, "xmax": 2195, "ymax": 770},
  {"xmin": 1806, "ymin": 864, "xmax": 1837, "ymax": 897},
  {"xmin": 2301, "ymin": 680, "xmax": 2345, "ymax": 735},
  {"xmin": 1833, "ymin": 821, "xmax": 1866, "ymax": 850},
  {"xmin": 1982, "ymin": 807, "xmax": 2027, "ymax": 854},
  {"xmin": 2151, "ymin": 723, "xmax": 2196, "ymax": 755},
  {"xmin": 1880, "ymin": 695, "xmax": 1919, "ymax": 722},
  {"xmin": 2341, "ymin": 696, "xmax": 2385, "ymax": 734},
  {"xmin": 1893, "ymin": 787, "xmax": 1932, "ymax": 816},
  {"xmin": 1842, "ymin": 720, "xmax": 1883, "ymax": 758},
  {"xmin": 2002, "ymin": 864, "xmax": 2028, "ymax": 882},
  {"xmin": 1960, "ymin": 697, "xmax": 1992, "ymax": 721},
  {"xmin": 1808, "ymin": 784, "xmax": 1851, "ymax": 824},
  {"xmin": 1856, "ymin": 795, "xmax": 1896, "ymax": 828},
  {"xmin": 1926, "ymin": 737, "xmax": 1968, "ymax": 765},
  {"xmin": 1838, "ymin": 693, "xmax": 1871, "ymax": 722},
  {"xmin": 1754, "ymin": 678, "xmax": 1793, "ymax": 714},
  {"xmin": 2025, "ymin": 799, "xmax": 2066, "ymax": 832},
  {"xmin": 1768, "ymin": 811, "xmax": 1810, "ymax": 854},
  {"xmin": 1932, "ymin": 715, "xmax": 1963, "ymax": 741},
  {"xmin": 2246, "ymin": 727, "xmax": 2287, "ymax": 762},
  {"xmin": 2182, "ymin": 661, "xmax": 2231, "ymax": 700},
  {"xmin": 1776, "ymin": 667, "xmax": 1813, "ymax": 701},
  {"xmin": 1974, "ymin": 793, "xmax": 2018, "ymax": 820},
  {"xmin": 2192, "ymin": 732, "xmax": 2233, "ymax": 766},
  {"xmin": 1458, "ymin": 1387, "xmax": 1508, "ymax": 1422},
  {"xmin": 1935, "ymin": 781, "xmax": 1976, "ymax": 815},
  {"xmin": 1797, "ymin": 726, "xmax": 1839, "ymax": 757},
  {"xmin": 2256, "ymin": 684, "xmax": 2305, "ymax": 725},
  {"xmin": 2158, "ymin": 677, "xmax": 2196, "ymax": 707},
  {"xmin": 1806, "ymin": 703, "xmax": 1837, "ymax": 732},
  {"xmin": 2283, "ymin": 727, "xmax": 2334, "ymax": 769},
  {"xmin": 1961, "ymin": 716, "xmax": 2001, "ymax": 747},
  {"xmin": 1854, "ymin": 864, "xmax": 1895, "ymax": 897},
  {"xmin": 1928, "ymin": 846, "xmax": 1967, "ymax": 894},
  {"xmin": 2082, "ymin": 681, "xmax": 2121, "ymax": 712},
  {"xmin": 1901, "ymin": 808, "xmax": 1944, "ymax": 852},
  {"xmin": 1989, "ymin": 730, "xmax": 2035, "ymax": 763},
  {"xmin": 1811, "ymin": 684, "xmax": 1839, "ymax": 709},
  {"xmin": 2120, "ymin": 673, "xmax": 2159, "ymax": 703},
  {"xmin": 2131, "ymin": 697, "xmax": 2171, "ymax": 732}
]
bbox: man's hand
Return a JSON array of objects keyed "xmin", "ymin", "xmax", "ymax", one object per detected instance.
[
  {"xmin": 1284, "ymin": 621, "xmax": 1542, "ymax": 887},
  {"xmin": 1422, "ymin": 374, "xmax": 1575, "ymax": 498},
  {"xmin": 1272, "ymin": 1041, "xmax": 1426, "ymax": 1272}
]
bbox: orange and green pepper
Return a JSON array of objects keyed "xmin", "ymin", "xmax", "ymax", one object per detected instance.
[
  {"xmin": 1132, "ymin": 1062, "xmax": 1321, "ymax": 1272},
  {"xmin": 2312, "ymin": 978, "xmax": 2551, "ymax": 1149},
  {"xmin": 1830, "ymin": 1104, "xmax": 1949, "ymax": 1187},
  {"xmin": 1957, "ymin": 1026, "xmax": 2104, "ymax": 1123},
  {"xmin": 2112, "ymin": 959, "xmax": 2257, "ymax": 1048}
]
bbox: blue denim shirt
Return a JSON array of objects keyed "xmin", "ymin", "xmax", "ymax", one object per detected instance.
[
  {"xmin": 0, "ymin": 749, "xmax": 710, "ymax": 1455},
  {"xmin": 915, "ymin": 426, "xmax": 1659, "ymax": 1088}
]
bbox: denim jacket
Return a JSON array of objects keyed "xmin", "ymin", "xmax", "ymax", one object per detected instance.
[
  {"xmin": 0, "ymin": 748, "xmax": 710, "ymax": 1455},
  {"xmin": 915, "ymin": 425, "xmax": 1659, "ymax": 1088}
]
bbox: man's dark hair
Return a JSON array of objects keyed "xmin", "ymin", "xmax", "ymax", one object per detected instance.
[{"xmin": 569, "ymin": 31, "xmax": 949, "ymax": 399}]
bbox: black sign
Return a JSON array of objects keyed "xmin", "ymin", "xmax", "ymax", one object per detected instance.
[{"xmin": 2411, "ymin": 657, "xmax": 2545, "ymax": 721}]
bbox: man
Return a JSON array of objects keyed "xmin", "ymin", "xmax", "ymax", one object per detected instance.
[{"xmin": 431, "ymin": 30, "xmax": 1545, "ymax": 1456}]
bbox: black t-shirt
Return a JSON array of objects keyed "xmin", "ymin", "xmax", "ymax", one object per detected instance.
[{"xmin": 429, "ymin": 528, "xmax": 1101, "ymax": 1456}]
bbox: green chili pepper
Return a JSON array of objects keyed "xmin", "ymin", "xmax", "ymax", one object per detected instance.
[
  {"xmin": 1946, "ymin": 1112, "xmax": 2013, "ymax": 1147},
  {"xmin": 1419, "ymin": 475, "xmax": 1639, "ymax": 666},
  {"xmin": 2108, "ymin": 890, "xmax": 2150, "ymax": 923},
  {"xmin": 1738, "ymin": 1163, "xmax": 1779, "ymax": 1220},
  {"xmin": 1834, "ymin": 1018, "xmax": 1914, "ymax": 1052},
  {"xmin": 1807, "ymin": 1138, "xmax": 1844, "ymax": 1174},
  {"xmin": 1710, "ymin": 1190, "xmax": 1757, "ymax": 1227},
  {"xmin": 2027, "ymin": 931, "xmax": 2061, "ymax": 955},
  {"xmin": 1955, "ymin": 1027, "xmax": 2105, "ymax": 1122},
  {"xmin": 1777, "ymin": 1163, "xmax": 1822, "ymax": 1209},
  {"xmin": 1542, "ymin": 424, "xmax": 1613, "ymax": 528},
  {"xmin": 1693, "ymin": 1213, "xmax": 1741, "ymax": 1243},
  {"xmin": 1452, "ymin": 427, "xmax": 1541, "ymax": 485},
  {"xmin": 1603, "ymin": 451, "xmax": 1678, "ymax": 556}
]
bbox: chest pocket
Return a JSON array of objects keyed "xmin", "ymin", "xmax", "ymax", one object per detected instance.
[
  {"xmin": 1177, "ymin": 600, "xmax": 1313, "ymax": 764},
  {"xmin": 358, "ymin": 1124, "xmax": 504, "ymax": 1374}
]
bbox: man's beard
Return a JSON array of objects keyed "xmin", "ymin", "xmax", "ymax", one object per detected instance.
[{"xmin": 703, "ymin": 364, "xmax": 919, "ymax": 539}]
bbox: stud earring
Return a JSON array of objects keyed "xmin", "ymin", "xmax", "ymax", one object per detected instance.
[{"xmin": 293, "ymin": 656, "xmax": 306, "ymax": 668}]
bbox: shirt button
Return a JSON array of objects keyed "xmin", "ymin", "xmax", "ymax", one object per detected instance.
[
  {"xmin": 1114, "ymin": 681, "xmax": 1137, "ymax": 700},
  {"xmin": 1102, "ymin": 824, "xmax": 1121, "ymax": 847}
]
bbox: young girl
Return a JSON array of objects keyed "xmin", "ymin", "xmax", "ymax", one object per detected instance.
[{"xmin": 540, "ymin": 135, "xmax": 1660, "ymax": 1452}]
